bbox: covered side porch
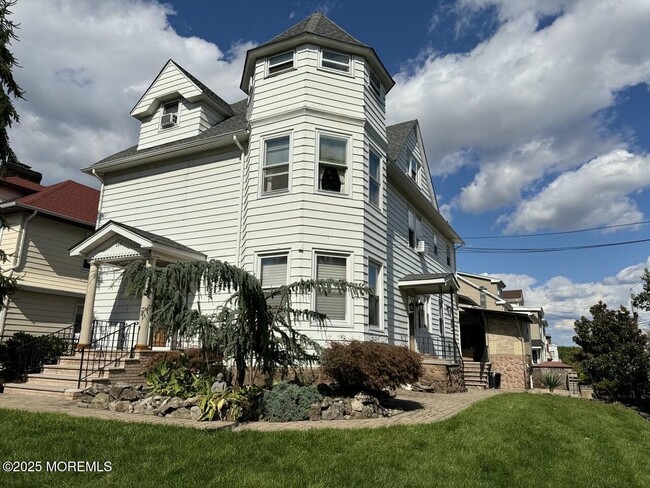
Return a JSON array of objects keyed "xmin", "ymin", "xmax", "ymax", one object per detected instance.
[{"xmin": 70, "ymin": 220, "xmax": 206, "ymax": 351}]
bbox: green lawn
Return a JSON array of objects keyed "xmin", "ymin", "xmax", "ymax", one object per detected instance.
[{"xmin": 0, "ymin": 393, "xmax": 648, "ymax": 488}]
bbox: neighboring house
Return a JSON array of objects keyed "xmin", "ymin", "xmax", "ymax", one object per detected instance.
[
  {"xmin": 0, "ymin": 167, "xmax": 99, "ymax": 339},
  {"xmin": 68, "ymin": 13, "xmax": 464, "ymax": 389},
  {"xmin": 458, "ymin": 272, "xmax": 542, "ymax": 389}
]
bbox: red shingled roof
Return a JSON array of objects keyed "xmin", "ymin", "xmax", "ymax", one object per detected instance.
[
  {"xmin": 16, "ymin": 180, "xmax": 99, "ymax": 226},
  {"xmin": 2, "ymin": 176, "xmax": 45, "ymax": 193}
]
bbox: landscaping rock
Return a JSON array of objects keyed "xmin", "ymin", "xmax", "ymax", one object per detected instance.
[
  {"xmin": 90, "ymin": 392, "xmax": 110, "ymax": 409},
  {"xmin": 309, "ymin": 403, "xmax": 321, "ymax": 421},
  {"xmin": 168, "ymin": 407, "xmax": 192, "ymax": 419},
  {"xmin": 350, "ymin": 399, "xmax": 364, "ymax": 412},
  {"xmin": 114, "ymin": 401, "xmax": 132, "ymax": 413},
  {"xmin": 190, "ymin": 406, "xmax": 202, "ymax": 421},
  {"xmin": 77, "ymin": 401, "xmax": 88, "ymax": 409}
]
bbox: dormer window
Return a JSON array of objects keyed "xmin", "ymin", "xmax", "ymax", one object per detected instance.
[
  {"xmin": 321, "ymin": 49, "xmax": 351, "ymax": 73},
  {"xmin": 268, "ymin": 51, "xmax": 294, "ymax": 75},
  {"xmin": 160, "ymin": 101, "xmax": 179, "ymax": 129}
]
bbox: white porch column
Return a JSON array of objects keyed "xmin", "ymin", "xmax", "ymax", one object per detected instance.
[
  {"xmin": 135, "ymin": 257, "xmax": 157, "ymax": 350},
  {"xmin": 77, "ymin": 261, "xmax": 99, "ymax": 348}
]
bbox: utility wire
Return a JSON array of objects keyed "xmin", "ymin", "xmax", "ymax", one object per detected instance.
[
  {"xmin": 462, "ymin": 219, "xmax": 650, "ymax": 240},
  {"xmin": 457, "ymin": 236, "xmax": 650, "ymax": 254}
]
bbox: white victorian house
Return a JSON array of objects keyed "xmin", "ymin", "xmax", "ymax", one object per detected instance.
[{"xmin": 70, "ymin": 13, "xmax": 463, "ymax": 366}]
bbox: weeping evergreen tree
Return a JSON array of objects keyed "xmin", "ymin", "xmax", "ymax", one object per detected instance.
[{"xmin": 122, "ymin": 259, "xmax": 369, "ymax": 387}]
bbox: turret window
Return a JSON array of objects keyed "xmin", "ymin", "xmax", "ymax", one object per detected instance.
[
  {"xmin": 262, "ymin": 135, "xmax": 290, "ymax": 194},
  {"xmin": 321, "ymin": 49, "xmax": 351, "ymax": 73},
  {"xmin": 317, "ymin": 134, "xmax": 348, "ymax": 194},
  {"xmin": 369, "ymin": 148, "xmax": 381, "ymax": 207},
  {"xmin": 268, "ymin": 51, "xmax": 294, "ymax": 75}
]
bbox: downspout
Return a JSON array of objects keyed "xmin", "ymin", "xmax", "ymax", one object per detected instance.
[
  {"xmin": 0, "ymin": 210, "xmax": 38, "ymax": 337},
  {"xmin": 233, "ymin": 135, "xmax": 245, "ymax": 268},
  {"xmin": 91, "ymin": 169, "xmax": 105, "ymax": 229}
]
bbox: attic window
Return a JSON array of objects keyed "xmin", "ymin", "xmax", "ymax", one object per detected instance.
[
  {"xmin": 321, "ymin": 49, "xmax": 351, "ymax": 73},
  {"xmin": 408, "ymin": 156, "xmax": 420, "ymax": 183},
  {"xmin": 268, "ymin": 51, "xmax": 294, "ymax": 75},
  {"xmin": 160, "ymin": 101, "xmax": 179, "ymax": 129}
]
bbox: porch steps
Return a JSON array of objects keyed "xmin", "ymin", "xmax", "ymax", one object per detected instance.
[{"xmin": 463, "ymin": 361, "xmax": 490, "ymax": 389}]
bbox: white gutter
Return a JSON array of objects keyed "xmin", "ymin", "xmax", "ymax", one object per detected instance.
[
  {"xmin": 0, "ymin": 210, "xmax": 37, "ymax": 337},
  {"xmin": 91, "ymin": 169, "xmax": 105, "ymax": 229},
  {"xmin": 233, "ymin": 134, "xmax": 245, "ymax": 267}
]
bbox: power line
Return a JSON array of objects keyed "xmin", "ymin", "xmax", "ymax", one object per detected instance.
[
  {"xmin": 462, "ymin": 219, "xmax": 650, "ymax": 240},
  {"xmin": 457, "ymin": 236, "xmax": 650, "ymax": 254}
]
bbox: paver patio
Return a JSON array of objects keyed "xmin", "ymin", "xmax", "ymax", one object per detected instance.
[{"xmin": 0, "ymin": 388, "xmax": 504, "ymax": 431}]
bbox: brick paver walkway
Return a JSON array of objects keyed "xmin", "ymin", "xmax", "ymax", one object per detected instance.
[{"xmin": 0, "ymin": 388, "xmax": 503, "ymax": 431}]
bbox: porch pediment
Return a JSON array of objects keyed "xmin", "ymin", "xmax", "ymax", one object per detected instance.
[{"xmin": 69, "ymin": 220, "xmax": 206, "ymax": 264}]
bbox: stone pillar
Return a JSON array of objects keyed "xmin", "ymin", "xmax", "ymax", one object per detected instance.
[
  {"xmin": 77, "ymin": 261, "xmax": 99, "ymax": 349},
  {"xmin": 135, "ymin": 257, "xmax": 157, "ymax": 350}
]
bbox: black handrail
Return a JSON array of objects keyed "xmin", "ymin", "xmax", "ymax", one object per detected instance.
[
  {"xmin": 14, "ymin": 324, "xmax": 78, "ymax": 378},
  {"xmin": 415, "ymin": 334, "xmax": 462, "ymax": 364},
  {"xmin": 77, "ymin": 320, "xmax": 139, "ymax": 389}
]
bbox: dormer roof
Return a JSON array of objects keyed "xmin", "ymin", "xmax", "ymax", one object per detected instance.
[
  {"xmin": 240, "ymin": 12, "xmax": 394, "ymax": 93},
  {"xmin": 130, "ymin": 60, "xmax": 233, "ymax": 120}
]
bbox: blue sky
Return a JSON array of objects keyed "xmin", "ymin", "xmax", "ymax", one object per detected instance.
[{"xmin": 8, "ymin": 1, "xmax": 650, "ymax": 344}]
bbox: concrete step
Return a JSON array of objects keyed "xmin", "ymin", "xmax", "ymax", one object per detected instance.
[
  {"xmin": 25, "ymin": 374, "xmax": 81, "ymax": 387},
  {"xmin": 2, "ymin": 383, "xmax": 83, "ymax": 399},
  {"xmin": 41, "ymin": 364, "xmax": 83, "ymax": 376}
]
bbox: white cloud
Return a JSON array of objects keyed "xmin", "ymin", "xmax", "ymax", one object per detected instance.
[
  {"xmin": 498, "ymin": 150, "xmax": 650, "ymax": 233},
  {"xmin": 490, "ymin": 256, "xmax": 650, "ymax": 344},
  {"xmin": 9, "ymin": 0, "xmax": 253, "ymax": 185},
  {"xmin": 388, "ymin": 0, "xmax": 650, "ymax": 223}
]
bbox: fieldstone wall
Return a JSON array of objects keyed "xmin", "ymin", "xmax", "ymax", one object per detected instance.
[
  {"xmin": 420, "ymin": 361, "xmax": 466, "ymax": 393},
  {"xmin": 490, "ymin": 354, "xmax": 531, "ymax": 390},
  {"xmin": 531, "ymin": 366, "xmax": 574, "ymax": 390}
]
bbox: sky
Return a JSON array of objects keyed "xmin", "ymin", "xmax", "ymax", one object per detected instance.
[{"xmin": 7, "ymin": 0, "xmax": 650, "ymax": 345}]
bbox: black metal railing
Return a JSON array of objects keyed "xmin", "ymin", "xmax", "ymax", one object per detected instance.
[
  {"xmin": 77, "ymin": 320, "xmax": 139, "ymax": 389},
  {"xmin": 416, "ymin": 334, "xmax": 462, "ymax": 364},
  {"xmin": 14, "ymin": 324, "xmax": 78, "ymax": 378}
]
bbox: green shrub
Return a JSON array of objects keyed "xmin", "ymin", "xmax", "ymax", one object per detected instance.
[
  {"xmin": 321, "ymin": 340, "xmax": 422, "ymax": 394},
  {"xmin": 145, "ymin": 351, "xmax": 214, "ymax": 398},
  {"xmin": 144, "ymin": 348, "xmax": 212, "ymax": 376},
  {"xmin": 200, "ymin": 385, "xmax": 263, "ymax": 421},
  {"xmin": 0, "ymin": 332, "xmax": 68, "ymax": 382},
  {"xmin": 260, "ymin": 382, "xmax": 322, "ymax": 421},
  {"xmin": 540, "ymin": 370, "xmax": 564, "ymax": 392}
]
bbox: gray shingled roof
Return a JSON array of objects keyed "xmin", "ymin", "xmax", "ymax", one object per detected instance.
[
  {"xmin": 264, "ymin": 12, "xmax": 366, "ymax": 47},
  {"xmin": 107, "ymin": 220, "xmax": 205, "ymax": 256},
  {"xmin": 531, "ymin": 339, "xmax": 544, "ymax": 347},
  {"xmin": 174, "ymin": 62, "xmax": 234, "ymax": 116},
  {"xmin": 386, "ymin": 120, "xmax": 417, "ymax": 162},
  {"xmin": 92, "ymin": 99, "xmax": 248, "ymax": 167},
  {"xmin": 400, "ymin": 272, "xmax": 453, "ymax": 282}
]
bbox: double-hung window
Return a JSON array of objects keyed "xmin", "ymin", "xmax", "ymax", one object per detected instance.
[
  {"xmin": 321, "ymin": 49, "xmax": 351, "ymax": 73},
  {"xmin": 315, "ymin": 254, "xmax": 347, "ymax": 321},
  {"xmin": 408, "ymin": 156, "xmax": 420, "ymax": 182},
  {"xmin": 318, "ymin": 134, "xmax": 348, "ymax": 194},
  {"xmin": 260, "ymin": 254, "xmax": 288, "ymax": 309},
  {"xmin": 263, "ymin": 135, "xmax": 290, "ymax": 194},
  {"xmin": 268, "ymin": 51, "xmax": 294, "ymax": 75},
  {"xmin": 408, "ymin": 209, "xmax": 422, "ymax": 249},
  {"xmin": 368, "ymin": 261, "xmax": 381, "ymax": 327},
  {"xmin": 369, "ymin": 148, "xmax": 381, "ymax": 207}
]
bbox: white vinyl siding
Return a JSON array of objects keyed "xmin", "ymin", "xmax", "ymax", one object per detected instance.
[
  {"xmin": 317, "ymin": 133, "xmax": 348, "ymax": 194},
  {"xmin": 315, "ymin": 254, "xmax": 347, "ymax": 322},
  {"xmin": 262, "ymin": 135, "xmax": 290, "ymax": 194},
  {"xmin": 4, "ymin": 289, "xmax": 84, "ymax": 337}
]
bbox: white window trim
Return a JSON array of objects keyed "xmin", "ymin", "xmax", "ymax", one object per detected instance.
[
  {"xmin": 257, "ymin": 251, "xmax": 291, "ymax": 290},
  {"xmin": 368, "ymin": 145, "xmax": 382, "ymax": 210},
  {"xmin": 266, "ymin": 50, "xmax": 295, "ymax": 77},
  {"xmin": 315, "ymin": 131, "xmax": 352, "ymax": 197},
  {"xmin": 159, "ymin": 100, "xmax": 180, "ymax": 132},
  {"xmin": 312, "ymin": 250, "xmax": 352, "ymax": 327},
  {"xmin": 259, "ymin": 132, "xmax": 293, "ymax": 197},
  {"xmin": 408, "ymin": 155, "xmax": 421, "ymax": 184},
  {"xmin": 318, "ymin": 48, "xmax": 353, "ymax": 76},
  {"xmin": 408, "ymin": 208, "xmax": 423, "ymax": 250},
  {"xmin": 368, "ymin": 259, "xmax": 383, "ymax": 330}
]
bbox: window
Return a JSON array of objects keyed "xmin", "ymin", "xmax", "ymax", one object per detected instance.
[
  {"xmin": 408, "ymin": 209, "xmax": 422, "ymax": 249},
  {"xmin": 446, "ymin": 246, "xmax": 452, "ymax": 266},
  {"xmin": 408, "ymin": 296, "xmax": 428, "ymax": 329},
  {"xmin": 315, "ymin": 254, "xmax": 347, "ymax": 321},
  {"xmin": 263, "ymin": 135, "xmax": 290, "ymax": 194},
  {"xmin": 368, "ymin": 261, "xmax": 381, "ymax": 327},
  {"xmin": 433, "ymin": 235, "xmax": 438, "ymax": 255},
  {"xmin": 73, "ymin": 304, "xmax": 84, "ymax": 334},
  {"xmin": 160, "ymin": 101, "xmax": 179, "ymax": 128},
  {"xmin": 268, "ymin": 51, "xmax": 294, "ymax": 75},
  {"xmin": 321, "ymin": 49, "xmax": 351, "ymax": 73},
  {"xmin": 408, "ymin": 156, "xmax": 420, "ymax": 182},
  {"xmin": 369, "ymin": 70, "xmax": 381, "ymax": 97},
  {"xmin": 438, "ymin": 296, "xmax": 445, "ymax": 336},
  {"xmin": 260, "ymin": 254, "xmax": 288, "ymax": 308},
  {"xmin": 318, "ymin": 134, "xmax": 348, "ymax": 193},
  {"xmin": 82, "ymin": 259, "xmax": 91, "ymax": 272},
  {"xmin": 369, "ymin": 148, "xmax": 381, "ymax": 207}
]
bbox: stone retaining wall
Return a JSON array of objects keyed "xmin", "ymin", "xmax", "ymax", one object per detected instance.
[
  {"xmin": 420, "ymin": 361, "xmax": 466, "ymax": 393},
  {"xmin": 490, "ymin": 354, "xmax": 531, "ymax": 390}
]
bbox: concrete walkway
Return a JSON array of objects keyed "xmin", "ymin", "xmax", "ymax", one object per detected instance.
[{"xmin": 0, "ymin": 388, "xmax": 504, "ymax": 432}]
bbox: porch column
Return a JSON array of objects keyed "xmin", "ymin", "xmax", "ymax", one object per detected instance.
[
  {"xmin": 135, "ymin": 257, "xmax": 157, "ymax": 350},
  {"xmin": 77, "ymin": 261, "xmax": 99, "ymax": 349}
]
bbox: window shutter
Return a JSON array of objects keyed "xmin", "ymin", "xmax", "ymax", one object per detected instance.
[{"xmin": 316, "ymin": 255, "xmax": 347, "ymax": 321}]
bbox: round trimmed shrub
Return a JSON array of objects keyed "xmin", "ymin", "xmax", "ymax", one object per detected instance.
[
  {"xmin": 260, "ymin": 383, "xmax": 322, "ymax": 421},
  {"xmin": 321, "ymin": 340, "xmax": 422, "ymax": 393}
]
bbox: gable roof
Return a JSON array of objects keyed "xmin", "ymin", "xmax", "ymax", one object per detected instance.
[
  {"xmin": 386, "ymin": 120, "xmax": 417, "ymax": 162},
  {"xmin": 89, "ymin": 99, "xmax": 248, "ymax": 172},
  {"xmin": 264, "ymin": 12, "xmax": 366, "ymax": 48},
  {"xmin": 130, "ymin": 60, "xmax": 234, "ymax": 119},
  {"xmin": 1, "ymin": 180, "xmax": 99, "ymax": 226}
]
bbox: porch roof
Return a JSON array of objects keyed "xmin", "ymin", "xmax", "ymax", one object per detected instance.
[
  {"xmin": 398, "ymin": 273, "xmax": 459, "ymax": 294},
  {"xmin": 460, "ymin": 305, "xmax": 533, "ymax": 322},
  {"xmin": 69, "ymin": 220, "xmax": 206, "ymax": 263}
]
